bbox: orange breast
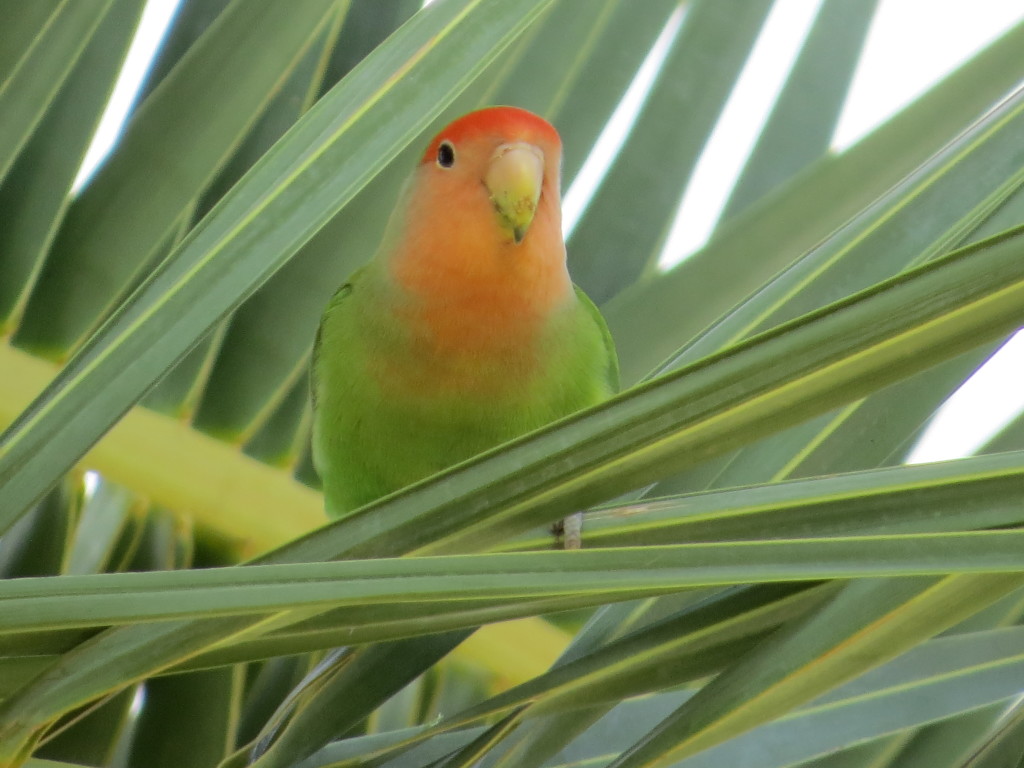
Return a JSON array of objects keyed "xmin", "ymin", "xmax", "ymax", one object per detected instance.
[
  {"xmin": 380, "ymin": 125, "xmax": 572, "ymax": 400},
  {"xmin": 389, "ymin": 168, "xmax": 572, "ymax": 364}
]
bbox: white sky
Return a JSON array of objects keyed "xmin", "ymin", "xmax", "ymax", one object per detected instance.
[
  {"xmin": 834, "ymin": 0, "xmax": 1024, "ymax": 149},
  {"xmin": 562, "ymin": 3, "xmax": 686, "ymax": 233},
  {"xmin": 655, "ymin": 0, "xmax": 824, "ymax": 260},
  {"xmin": 73, "ymin": 0, "xmax": 182, "ymax": 190},
  {"xmin": 79, "ymin": 0, "xmax": 1024, "ymax": 465}
]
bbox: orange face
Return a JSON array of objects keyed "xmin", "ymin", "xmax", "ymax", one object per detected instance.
[{"xmin": 388, "ymin": 107, "xmax": 573, "ymax": 360}]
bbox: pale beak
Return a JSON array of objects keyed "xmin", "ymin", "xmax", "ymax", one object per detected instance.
[{"xmin": 485, "ymin": 142, "xmax": 544, "ymax": 244}]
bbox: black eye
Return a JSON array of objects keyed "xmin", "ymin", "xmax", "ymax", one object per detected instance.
[{"xmin": 437, "ymin": 141, "xmax": 455, "ymax": 168}]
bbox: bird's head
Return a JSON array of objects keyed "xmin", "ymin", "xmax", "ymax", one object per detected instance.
[
  {"xmin": 418, "ymin": 106, "xmax": 562, "ymax": 246},
  {"xmin": 382, "ymin": 107, "xmax": 572, "ymax": 334}
]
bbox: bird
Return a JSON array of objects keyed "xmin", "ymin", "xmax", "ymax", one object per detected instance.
[{"xmin": 311, "ymin": 105, "xmax": 618, "ymax": 548}]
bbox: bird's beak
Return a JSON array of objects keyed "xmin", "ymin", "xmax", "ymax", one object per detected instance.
[{"xmin": 485, "ymin": 142, "xmax": 544, "ymax": 244}]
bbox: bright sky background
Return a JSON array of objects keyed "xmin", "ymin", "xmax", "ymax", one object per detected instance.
[
  {"xmin": 79, "ymin": 0, "xmax": 1024, "ymax": 467},
  {"xmin": 73, "ymin": 0, "xmax": 183, "ymax": 190}
]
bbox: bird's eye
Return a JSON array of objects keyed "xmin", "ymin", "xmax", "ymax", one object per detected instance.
[{"xmin": 437, "ymin": 141, "xmax": 455, "ymax": 168}]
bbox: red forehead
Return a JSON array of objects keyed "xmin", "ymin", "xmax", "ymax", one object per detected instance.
[{"xmin": 420, "ymin": 106, "xmax": 560, "ymax": 164}]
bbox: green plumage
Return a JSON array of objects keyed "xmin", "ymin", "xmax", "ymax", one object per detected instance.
[{"xmin": 311, "ymin": 264, "xmax": 617, "ymax": 517}]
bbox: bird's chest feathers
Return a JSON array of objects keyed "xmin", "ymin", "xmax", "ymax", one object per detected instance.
[
  {"xmin": 374, "ymin": 259, "xmax": 572, "ymax": 402},
  {"xmin": 371, "ymin": 189, "xmax": 574, "ymax": 401}
]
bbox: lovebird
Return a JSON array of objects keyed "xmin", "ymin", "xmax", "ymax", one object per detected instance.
[{"xmin": 311, "ymin": 106, "xmax": 618, "ymax": 547}]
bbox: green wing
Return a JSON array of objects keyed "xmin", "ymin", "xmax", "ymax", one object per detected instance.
[
  {"xmin": 573, "ymin": 283, "xmax": 620, "ymax": 393},
  {"xmin": 310, "ymin": 267, "xmax": 363, "ymax": 410}
]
